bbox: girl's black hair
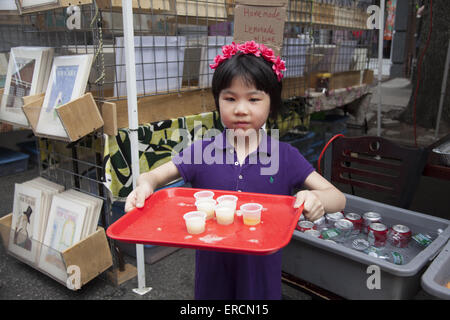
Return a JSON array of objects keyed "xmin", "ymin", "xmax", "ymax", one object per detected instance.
[{"xmin": 211, "ymin": 53, "xmax": 282, "ymax": 119}]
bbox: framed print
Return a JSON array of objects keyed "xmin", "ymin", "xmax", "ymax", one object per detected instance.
[
  {"xmin": 0, "ymin": 47, "xmax": 48, "ymax": 127},
  {"xmin": 8, "ymin": 183, "xmax": 43, "ymax": 265},
  {"xmin": 38, "ymin": 195, "xmax": 87, "ymax": 283},
  {"xmin": 23, "ymin": 176, "xmax": 65, "ymax": 244},
  {"xmin": 35, "ymin": 54, "xmax": 93, "ymax": 139},
  {"xmin": 0, "ymin": 47, "xmax": 53, "ymax": 127},
  {"xmin": 20, "ymin": 0, "xmax": 58, "ymax": 6},
  {"xmin": 18, "ymin": 0, "xmax": 59, "ymax": 9}
]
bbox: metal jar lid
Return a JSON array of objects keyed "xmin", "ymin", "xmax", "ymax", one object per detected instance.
[
  {"xmin": 392, "ymin": 224, "xmax": 410, "ymax": 234},
  {"xmin": 369, "ymin": 222, "xmax": 387, "ymax": 231},
  {"xmin": 335, "ymin": 219, "xmax": 353, "ymax": 230}
]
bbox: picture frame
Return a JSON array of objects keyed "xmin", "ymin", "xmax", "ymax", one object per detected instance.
[
  {"xmin": 35, "ymin": 54, "xmax": 93, "ymax": 139},
  {"xmin": 0, "ymin": 47, "xmax": 51, "ymax": 127},
  {"xmin": 8, "ymin": 183, "xmax": 43, "ymax": 265},
  {"xmin": 38, "ymin": 195, "xmax": 87, "ymax": 283},
  {"xmin": 23, "ymin": 176, "xmax": 65, "ymax": 244},
  {"xmin": 18, "ymin": 0, "xmax": 59, "ymax": 10}
]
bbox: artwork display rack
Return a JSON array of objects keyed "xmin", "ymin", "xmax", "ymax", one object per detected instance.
[
  {"xmin": 0, "ymin": 213, "xmax": 112, "ymax": 289},
  {"xmin": 0, "ymin": 1, "xmax": 130, "ymax": 290}
]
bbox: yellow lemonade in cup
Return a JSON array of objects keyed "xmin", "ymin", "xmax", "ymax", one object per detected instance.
[{"xmin": 239, "ymin": 203, "xmax": 263, "ymax": 226}]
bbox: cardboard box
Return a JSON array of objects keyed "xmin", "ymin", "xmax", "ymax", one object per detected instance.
[{"xmin": 233, "ymin": 0, "xmax": 288, "ymax": 56}]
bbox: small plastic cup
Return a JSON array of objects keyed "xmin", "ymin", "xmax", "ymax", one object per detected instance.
[
  {"xmin": 193, "ymin": 190, "xmax": 215, "ymax": 201},
  {"xmin": 195, "ymin": 198, "xmax": 217, "ymax": 220},
  {"xmin": 216, "ymin": 195, "xmax": 238, "ymax": 212},
  {"xmin": 183, "ymin": 211, "xmax": 207, "ymax": 234},
  {"xmin": 238, "ymin": 203, "xmax": 263, "ymax": 226},
  {"xmin": 215, "ymin": 204, "xmax": 235, "ymax": 225}
]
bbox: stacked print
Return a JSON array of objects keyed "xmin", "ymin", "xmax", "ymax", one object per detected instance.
[{"xmin": 8, "ymin": 177, "xmax": 103, "ymax": 283}]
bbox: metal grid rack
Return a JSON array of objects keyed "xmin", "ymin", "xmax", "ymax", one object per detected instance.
[
  {"xmin": 0, "ymin": 3, "xmax": 109, "ymax": 208},
  {"xmin": 283, "ymin": 0, "xmax": 378, "ymax": 97},
  {"xmin": 0, "ymin": 0, "xmax": 380, "ymax": 116},
  {"xmin": 90, "ymin": 0, "xmax": 379, "ymax": 104},
  {"xmin": 0, "ymin": 3, "xmax": 117, "ymax": 275},
  {"xmin": 1, "ymin": 0, "xmax": 380, "ymax": 110}
]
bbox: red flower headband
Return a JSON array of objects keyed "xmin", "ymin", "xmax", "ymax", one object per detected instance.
[{"xmin": 209, "ymin": 41, "xmax": 286, "ymax": 82}]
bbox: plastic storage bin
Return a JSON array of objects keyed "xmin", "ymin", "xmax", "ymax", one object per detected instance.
[
  {"xmin": 0, "ymin": 147, "xmax": 29, "ymax": 177},
  {"xmin": 17, "ymin": 141, "xmax": 38, "ymax": 166},
  {"xmin": 421, "ymin": 240, "xmax": 450, "ymax": 299},
  {"xmin": 282, "ymin": 194, "xmax": 450, "ymax": 300}
]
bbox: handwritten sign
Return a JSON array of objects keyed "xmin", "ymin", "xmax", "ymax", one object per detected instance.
[{"xmin": 234, "ymin": 4, "xmax": 287, "ymax": 56}]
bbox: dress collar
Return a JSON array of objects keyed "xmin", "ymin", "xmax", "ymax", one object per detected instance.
[{"xmin": 212, "ymin": 129, "xmax": 273, "ymax": 156}]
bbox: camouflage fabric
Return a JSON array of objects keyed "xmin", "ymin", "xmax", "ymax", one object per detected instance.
[{"xmin": 103, "ymin": 111, "xmax": 223, "ymax": 200}]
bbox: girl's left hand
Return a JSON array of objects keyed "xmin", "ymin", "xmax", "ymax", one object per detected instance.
[{"xmin": 294, "ymin": 190, "xmax": 325, "ymax": 222}]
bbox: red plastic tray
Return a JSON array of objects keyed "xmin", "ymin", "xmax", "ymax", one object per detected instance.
[{"xmin": 106, "ymin": 187, "xmax": 303, "ymax": 255}]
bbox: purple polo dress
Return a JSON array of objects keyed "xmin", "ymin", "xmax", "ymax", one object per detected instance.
[{"xmin": 173, "ymin": 130, "xmax": 314, "ymax": 300}]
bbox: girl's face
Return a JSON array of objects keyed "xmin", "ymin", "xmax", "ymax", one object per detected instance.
[{"xmin": 218, "ymin": 76, "xmax": 270, "ymax": 136}]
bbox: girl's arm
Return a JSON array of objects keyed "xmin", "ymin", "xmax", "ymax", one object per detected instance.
[
  {"xmin": 294, "ymin": 171, "xmax": 346, "ymax": 222},
  {"xmin": 124, "ymin": 161, "xmax": 181, "ymax": 212}
]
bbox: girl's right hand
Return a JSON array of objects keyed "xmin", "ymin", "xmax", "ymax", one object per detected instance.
[{"xmin": 124, "ymin": 181, "xmax": 153, "ymax": 212}]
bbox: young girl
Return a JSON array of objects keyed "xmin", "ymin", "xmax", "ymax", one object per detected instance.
[{"xmin": 125, "ymin": 41, "xmax": 346, "ymax": 300}]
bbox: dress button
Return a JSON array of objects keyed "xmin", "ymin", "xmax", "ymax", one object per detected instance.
[
  {"xmin": 229, "ymin": 149, "xmax": 233, "ymax": 154},
  {"xmin": 238, "ymin": 175, "xmax": 243, "ymax": 179},
  {"xmin": 234, "ymin": 161, "xmax": 239, "ymax": 166}
]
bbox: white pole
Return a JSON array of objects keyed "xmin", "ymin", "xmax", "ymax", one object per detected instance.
[
  {"xmin": 377, "ymin": 0, "xmax": 385, "ymax": 137},
  {"xmin": 122, "ymin": 0, "xmax": 152, "ymax": 296},
  {"xmin": 434, "ymin": 38, "xmax": 450, "ymax": 140}
]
